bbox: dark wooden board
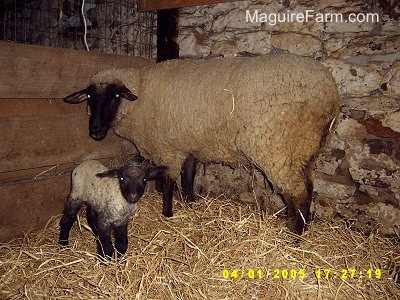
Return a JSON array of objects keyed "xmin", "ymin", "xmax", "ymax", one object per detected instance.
[{"xmin": 0, "ymin": 175, "xmax": 69, "ymax": 242}]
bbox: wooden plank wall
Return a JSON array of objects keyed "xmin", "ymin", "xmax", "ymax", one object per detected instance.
[{"xmin": 0, "ymin": 42, "xmax": 153, "ymax": 241}]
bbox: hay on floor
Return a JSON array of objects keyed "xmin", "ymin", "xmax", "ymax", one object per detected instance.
[{"xmin": 0, "ymin": 193, "xmax": 399, "ymax": 299}]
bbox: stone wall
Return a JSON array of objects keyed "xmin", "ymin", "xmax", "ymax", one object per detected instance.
[{"xmin": 179, "ymin": 0, "xmax": 400, "ymax": 235}]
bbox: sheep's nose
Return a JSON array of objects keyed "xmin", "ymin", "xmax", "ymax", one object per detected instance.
[
  {"xmin": 89, "ymin": 129, "xmax": 107, "ymax": 141},
  {"xmin": 126, "ymin": 194, "xmax": 140, "ymax": 204}
]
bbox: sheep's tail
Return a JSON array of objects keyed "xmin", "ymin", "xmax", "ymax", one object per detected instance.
[{"xmin": 320, "ymin": 114, "xmax": 339, "ymax": 152}]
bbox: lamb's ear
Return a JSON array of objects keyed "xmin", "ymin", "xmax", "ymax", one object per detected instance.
[
  {"xmin": 146, "ymin": 166, "xmax": 168, "ymax": 180},
  {"xmin": 64, "ymin": 89, "xmax": 89, "ymax": 104},
  {"xmin": 96, "ymin": 169, "xmax": 120, "ymax": 178},
  {"xmin": 121, "ymin": 86, "xmax": 138, "ymax": 101}
]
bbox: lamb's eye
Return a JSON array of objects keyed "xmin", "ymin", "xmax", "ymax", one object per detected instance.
[
  {"xmin": 114, "ymin": 93, "xmax": 120, "ymax": 99},
  {"xmin": 86, "ymin": 94, "xmax": 91, "ymax": 99},
  {"xmin": 143, "ymin": 177, "xmax": 147, "ymax": 183},
  {"xmin": 120, "ymin": 177, "xmax": 124, "ymax": 181}
]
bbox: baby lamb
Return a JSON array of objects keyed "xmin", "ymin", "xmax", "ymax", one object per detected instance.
[{"xmin": 59, "ymin": 160, "xmax": 166, "ymax": 258}]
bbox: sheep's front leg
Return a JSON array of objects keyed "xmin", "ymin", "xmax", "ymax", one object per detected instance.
[
  {"xmin": 59, "ymin": 197, "xmax": 82, "ymax": 246},
  {"xmin": 162, "ymin": 176, "xmax": 175, "ymax": 217},
  {"xmin": 96, "ymin": 222, "xmax": 114, "ymax": 258},
  {"xmin": 114, "ymin": 223, "xmax": 129, "ymax": 257},
  {"xmin": 181, "ymin": 154, "xmax": 196, "ymax": 203}
]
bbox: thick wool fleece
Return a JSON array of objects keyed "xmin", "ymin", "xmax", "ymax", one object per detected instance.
[
  {"xmin": 69, "ymin": 160, "xmax": 137, "ymax": 227},
  {"xmin": 92, "ymin": 53, "xmax": 340, "ymax": 199}
]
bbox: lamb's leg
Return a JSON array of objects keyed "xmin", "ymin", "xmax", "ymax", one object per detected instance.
[
  {"xmin": 162, "ymin": 176, "xmax": 175, "ymax": 217},
  {"xmin": 114, "ymin": 223, "xmax": 129, "ymax": 256},
  {"xmin": 59, "ymin": 197, "xmax": 82, "ymax": 246},
  {"xmin": 181, "ymin": 154, "xmax": 196, "ymax": 202},
  {"xmin": 86, "ymin": 205, "xmax": 99, "ymax": 236},
  {"xmin": 96, "ymin": 221, "xmax": 114, "ymax": 258},
  {"xmin": 155, "ymin": 178, "xmax": 163, "ymax": 193}
]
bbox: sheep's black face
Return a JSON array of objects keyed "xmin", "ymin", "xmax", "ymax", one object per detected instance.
[
  {"xmin": 87, "ymin": 83, "xmax": 121, "ymax": 141},
  {"xmin": 63, "ymin": 82, "xmax": 137, "ymax": 141}
]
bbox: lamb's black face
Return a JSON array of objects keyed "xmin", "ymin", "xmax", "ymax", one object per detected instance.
[
  {"xmin": 118, "ymin": 166, "xmax": 167, "ymax": 204},
  {"xmin": 96, "ymin": 165, "xmax": 167, "ymax": 204},
  {"xmin": 63, "ymin": 82, "xmax": 137, "ymax": 141},
  {"xmin": 118, "ymin": 168, "xmax": 147, "ymax": 204}
]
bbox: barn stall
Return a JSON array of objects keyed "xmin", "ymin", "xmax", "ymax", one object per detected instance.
[{"xmin": 0, "ymin": 0, "xmax": 399, "ymax": 299}]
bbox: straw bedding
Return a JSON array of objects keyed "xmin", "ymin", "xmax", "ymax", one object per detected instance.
[{"xmin": 1, "ymin": 194, "xmax": 399, "ymax": 299}]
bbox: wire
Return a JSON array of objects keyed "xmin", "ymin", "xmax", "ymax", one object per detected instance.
[{"xmin": 81, "ymin": 0, "xmax": 89, "ymax": 51}]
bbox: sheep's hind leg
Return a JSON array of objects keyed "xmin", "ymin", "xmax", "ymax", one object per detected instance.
[
  {"xmin": 274, "ymin": 170, "xmax": 313, "ymax": 235},
  {"xmin": 59, "ymin": 197, "xmax": 82, "ymax": 246},
  {"xmin": 181, "ymin": 154, "xmax": 196, "ymax": 203},
  {"xmin": 114, "ymin": 223, "xmax": 129, "ymax": 257},
  {"xmin": 283, "ymin": 177, "xmax": 313, "ymax": 235}
]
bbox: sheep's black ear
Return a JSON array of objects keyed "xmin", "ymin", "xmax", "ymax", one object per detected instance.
[
  {"xmin": 121, "ymin": 86, "xmax": 138, "ymax": 101},
  {"xmin": 146, "ymin": 166, "xmax": 168, "ymax": 180},
  {"xmin": 96, "ymin": 169, "xmax": 120, "ymax": 178},
  {"xmin": 64, "ymin": 89, "xmax": 89, "ymax": 104}
]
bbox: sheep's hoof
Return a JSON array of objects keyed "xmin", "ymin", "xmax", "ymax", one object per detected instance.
[
  {"xmin": 287, "ymin": 219, "xmax": 306, "ymax": 236},
  {"xmin": 58, "ymin": 239, "xmax": 69, "ymax": 247}
]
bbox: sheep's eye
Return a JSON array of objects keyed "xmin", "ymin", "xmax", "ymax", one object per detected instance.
[
  {"xmin": 114, "ymin": 93, "xmax": 120, "ymax": 99},
  {"xmin": 120, "ymin": 177, "xmax": 124, "ymax": 181},
  {"xmin": 143, "ymin": 177, "xmax": 147, "ymax": 183},
  {"xmin": 86, "ymin": 94, "xmax": 91, "ymax": 99}
]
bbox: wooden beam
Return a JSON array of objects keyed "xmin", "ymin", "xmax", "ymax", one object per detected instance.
[
  {"xmin": 138, "ymin": 0, "xmax": 240, "ymax": 11},
  {"xmin": 0, "ymin": 42, "xmax": 153, "ymax": 99},
  {"xmin": 157, "ymin": 9, "xmax": 179, "ymax": 62}
]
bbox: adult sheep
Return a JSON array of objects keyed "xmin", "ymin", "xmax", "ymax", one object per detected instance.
[{"xmin": 64, "ymin": 53, "xmax": 340, "ymax": 234}]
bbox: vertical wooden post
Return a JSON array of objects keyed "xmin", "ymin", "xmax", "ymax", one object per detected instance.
[{"xmin": 157, "ymin": 9, "xmax": 179, "ymax": 62}]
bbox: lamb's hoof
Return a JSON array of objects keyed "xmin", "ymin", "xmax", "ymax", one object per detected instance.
[
  {"xmin": 186, "ymin": 201, "xmax": 195, "ymax": 209},
  {"xmin": 116, "ymin": 251, "xmax": 127, "ymax": 261},
  {"xmin": 162, "ymin": 206, "xmax": 173, "ymax": 218},
  {"xmin": 97, "ymin": 256, "xmax": 112, "ymax": 265},
  {"xmin": 162, "ymin": 211, "xmax": 173, "ymax": 218}
]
